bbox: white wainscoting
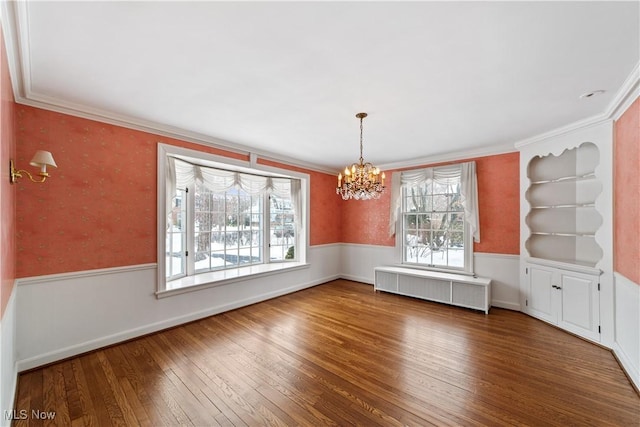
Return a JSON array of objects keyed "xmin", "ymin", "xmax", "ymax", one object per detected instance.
[
  {"xmin": 340, "ymin": 244, "xmax": 400, "ymax": 284},
  {"xmin": 15, "ymin": 244, "xmax": 341, "ymax": 371},
  {"xmin": 340, "ymin": 244, "xmax": 521, "ymax": 311},
  {"xmin": 474, "ymin": 253, "xmax": 521, "ymax": 311},
  {"xmin": 13, "ymin": 243, "xmax": 521, "ymax": 373},
  {"xmin": 0, "ymin": 287, "xmax": 17, "ymax": 427},
  {"xmin": 613, "ymin": 272, "xmax": 640, "ymax": 391}
]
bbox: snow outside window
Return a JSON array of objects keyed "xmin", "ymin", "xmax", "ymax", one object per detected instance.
[
  {"xmin": 158, "ymin": 144, "xmax": 308, "ymax": 295},
  {"xmin": 396, "ymin": 162, "xmax": 478, "ymax": 274}
]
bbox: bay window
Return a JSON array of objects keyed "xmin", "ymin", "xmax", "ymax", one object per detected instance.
[{"xmin": 158, "ymin": 144, "xmax": 308, "ymax": 296}]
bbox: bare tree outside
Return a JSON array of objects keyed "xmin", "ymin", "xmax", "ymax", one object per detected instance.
[
  {"xmin": 404, "ymin": 179, "xmax": 464, "ymax": 267},
  {"xmin": 194, "ymin": 184, "xmax": 261, "ymax": 270}
]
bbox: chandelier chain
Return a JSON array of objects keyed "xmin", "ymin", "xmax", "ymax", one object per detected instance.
[{"xmin": 359, "ymin": 115, "xmax": 364, "ymax": 164}]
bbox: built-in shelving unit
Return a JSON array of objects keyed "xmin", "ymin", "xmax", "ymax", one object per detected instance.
[
  {"xmin": 517, "ymin": 121, "xmax": 613, "ymax": 345},
  {"xmin": 525, "ymin": 141, "xmax": 603, "ymax": 267}
]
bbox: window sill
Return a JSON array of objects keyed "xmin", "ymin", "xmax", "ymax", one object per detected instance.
[{"xmin": 157, "ymin": 262, "xmax": 309, "ymax": 299}]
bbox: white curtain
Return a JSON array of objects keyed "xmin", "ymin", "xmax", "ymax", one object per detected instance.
[
  {"xmin": 169, "ymin": 158, "xmax": 293, "ymax": 197},
  {"xmin": 388, "ymin": 171, "xmax": 402, "ymax": 237},
  {"xmin": 388, "ymin": 161, "xmax": 480, "ymax": 242},
  {"xmin": 166, "ymin": 156, "xmax": 177, "ymax": 221},
  {"xmin": 290, "ymin": 179, "xmax": 302, "ymax": 238},
  {"xmin": 167, "ymin": 157, "xmax": 298, "ymax": 224},
  {"xmin": 460, "ymin": 161, "xmax": 480, "ymax": 243}
]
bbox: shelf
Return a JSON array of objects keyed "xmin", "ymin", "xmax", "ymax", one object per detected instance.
[
  {"xmin": 525, "ymin": 257, "xmax": 602, "ymax": 276},
  {"xmin": 530, "ymin": 232, "xmax": 595, "ymax": 237},
  {"xmin": 530, "ymin": 203, "xmax": 595, "ymax": 209},
  {"xmin": 526, "ymin": 233, "xmax": 603, "ymax": 267},
  {"xmin": 530, "ymin": 173, "xmax": 596, "ymax": 185}
]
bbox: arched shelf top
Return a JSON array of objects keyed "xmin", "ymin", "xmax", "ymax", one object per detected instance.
[{"xmin": 527, "ymin": 142, "xmax": 599, "ymax": 183}]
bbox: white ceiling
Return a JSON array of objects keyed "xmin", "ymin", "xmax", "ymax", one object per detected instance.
[{"xmin": 3, "ymin": 1, "xmax": 639, "ymax": 172}]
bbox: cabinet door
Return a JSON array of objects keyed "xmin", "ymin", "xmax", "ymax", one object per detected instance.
[
  {"xmin": 558, "ymin": 272, "xmax": 600, "ymax": 342},
  {"xmin": 526, "ymin": 265, "xmax": 556, "ymax": 324}
]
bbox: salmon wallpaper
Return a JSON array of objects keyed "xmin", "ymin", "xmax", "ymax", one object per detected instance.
[
  {"xmin": 10, "ymin": 84, "xmax": 633, "ymax": 282},
  {"xmin": 340, "ymin": 181, "xmax": 395, "ymax": 246},
  {"xmin": 1, "ymin": 25, "xmax": 17, "ymax": 315},
  {"xmin": 14, "ymin": 106, "xmax": 343, "ymax": 277},
  {"xmin": 340, "ymin": 152, "xmax": 521, "ymax": 255},
  {"xmin": 14, "ymin": 101, "xmax": 522, "ymax": 279},
  {"xmin": 614, "ymin": 97, "xmax": 640, "ymax": 284}
]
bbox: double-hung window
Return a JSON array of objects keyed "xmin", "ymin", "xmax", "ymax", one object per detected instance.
[
  {"xmin": 391, "ymin": 162, "xmax": 479, "ymax": 274},
  {"xmin": 159, "ymin": 144, "xmax": 308, "ymax": 295}
]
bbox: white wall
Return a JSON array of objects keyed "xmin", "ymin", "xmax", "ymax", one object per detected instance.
[
  {"xmin": 0, "ymin": 289, "xmax": 17, "ymax": 427},
  {"xmin": 15, "ymin": 244, "xmax": 341, "ymax": 371},
  {"xmin": 340, "ymin": 243, "xmax": 521, "ymax": 311},
  {"xmin": 613, "ymin": 272, "xmax": 640, "ymax": 391}
]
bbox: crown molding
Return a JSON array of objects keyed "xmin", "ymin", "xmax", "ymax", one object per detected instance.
[
  {"xmin": 0, "ymin": 0, "xmax": 25, "ymax": 100},
  {"xmin": 17, "ymin": 93, "xmax": 337, "ymax": 175},
  {"xmin": 378, "ymin": 142, "xmax": 517, "ymax": 171},
  {"xmin": 515, "ymin": 61, "xmax": 640, "ymax": 150},
  {"xmin": 605, "ymin": 61, "xmax": 639, "ymax": 121},
  {"xmin": 513, "ymin": 114, "xmax": 611, "ymax": 150}
]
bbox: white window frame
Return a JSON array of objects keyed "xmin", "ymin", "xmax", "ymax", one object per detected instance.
[
  {"xmin": 396, "ymin": 164, "xmax": 475, "ymax": 275},
  {"xmin": 157, "ymin": 144, "xmax": 309, "ymax": 297}
]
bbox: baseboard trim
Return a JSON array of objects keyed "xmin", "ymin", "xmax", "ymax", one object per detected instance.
[
  {"xmin": 491, "ymin": 300, "xmax": 521, "ymax": 311},
  {"xmin": 339, "ymin": 274, "xmax": 374, "ymax": 285},
  {"xmin": 613, "ymin": 342, "xmax": 640, "ymax": 394},
  {"xmin": 16, "ymin": 275, "xmax": 337, "ymax": 372}
]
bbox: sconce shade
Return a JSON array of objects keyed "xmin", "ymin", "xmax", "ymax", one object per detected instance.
[
  {"xmin": 29, "ymin": 150, "xmax": 57, "ymax": 174},
  {"xmin": 9, "ymin": 149, "xmax": 57, "ymax": 184}
]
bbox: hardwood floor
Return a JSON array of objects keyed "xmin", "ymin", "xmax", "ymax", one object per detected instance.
[{"xmin": 13, "ymin": 280, "xmax": 639, "ymax": 426}]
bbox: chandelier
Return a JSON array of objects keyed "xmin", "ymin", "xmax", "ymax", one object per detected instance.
[{"xmin": 336, "ymin": 112, "xmax": 385, "ymax": 200}]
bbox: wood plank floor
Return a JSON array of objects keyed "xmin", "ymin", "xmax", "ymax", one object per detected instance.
[{"xmin": 12, "ymin": 280, "xmax": 640, "ymax": 426}]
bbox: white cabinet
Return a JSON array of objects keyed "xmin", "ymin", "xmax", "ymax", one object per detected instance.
[
  {"xmin": 517, "ymin": 121, "xmax": 613, "ymax": 345},
  {"xmin": 374, "ymin": 266, "xmax": 491, "ymax": 314},
  {"xmin": 525, "ymin": 261, "xmax": 601, "ymax": 342}
]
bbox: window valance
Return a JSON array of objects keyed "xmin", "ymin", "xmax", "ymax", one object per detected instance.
[
  {"xmin": 169, "ymin": 157, "xmax": 292, "ymax": 195},
  {"xmin": 166, "ymin": 157, "xmax": 296, "ymax": 222},
  {"xmin": 389, "ymin": 161, "xmax": 480, "ymax": 242}
]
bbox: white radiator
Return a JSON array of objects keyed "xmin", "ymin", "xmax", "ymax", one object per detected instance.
[{"xmin": 374, "ymin": 266, "xmax": 491, "ymax": 314}]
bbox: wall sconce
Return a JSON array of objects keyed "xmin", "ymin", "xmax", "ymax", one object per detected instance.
[{"xmin": 9, "ymin": 150, "xmax": 57, "ymax": 184}]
